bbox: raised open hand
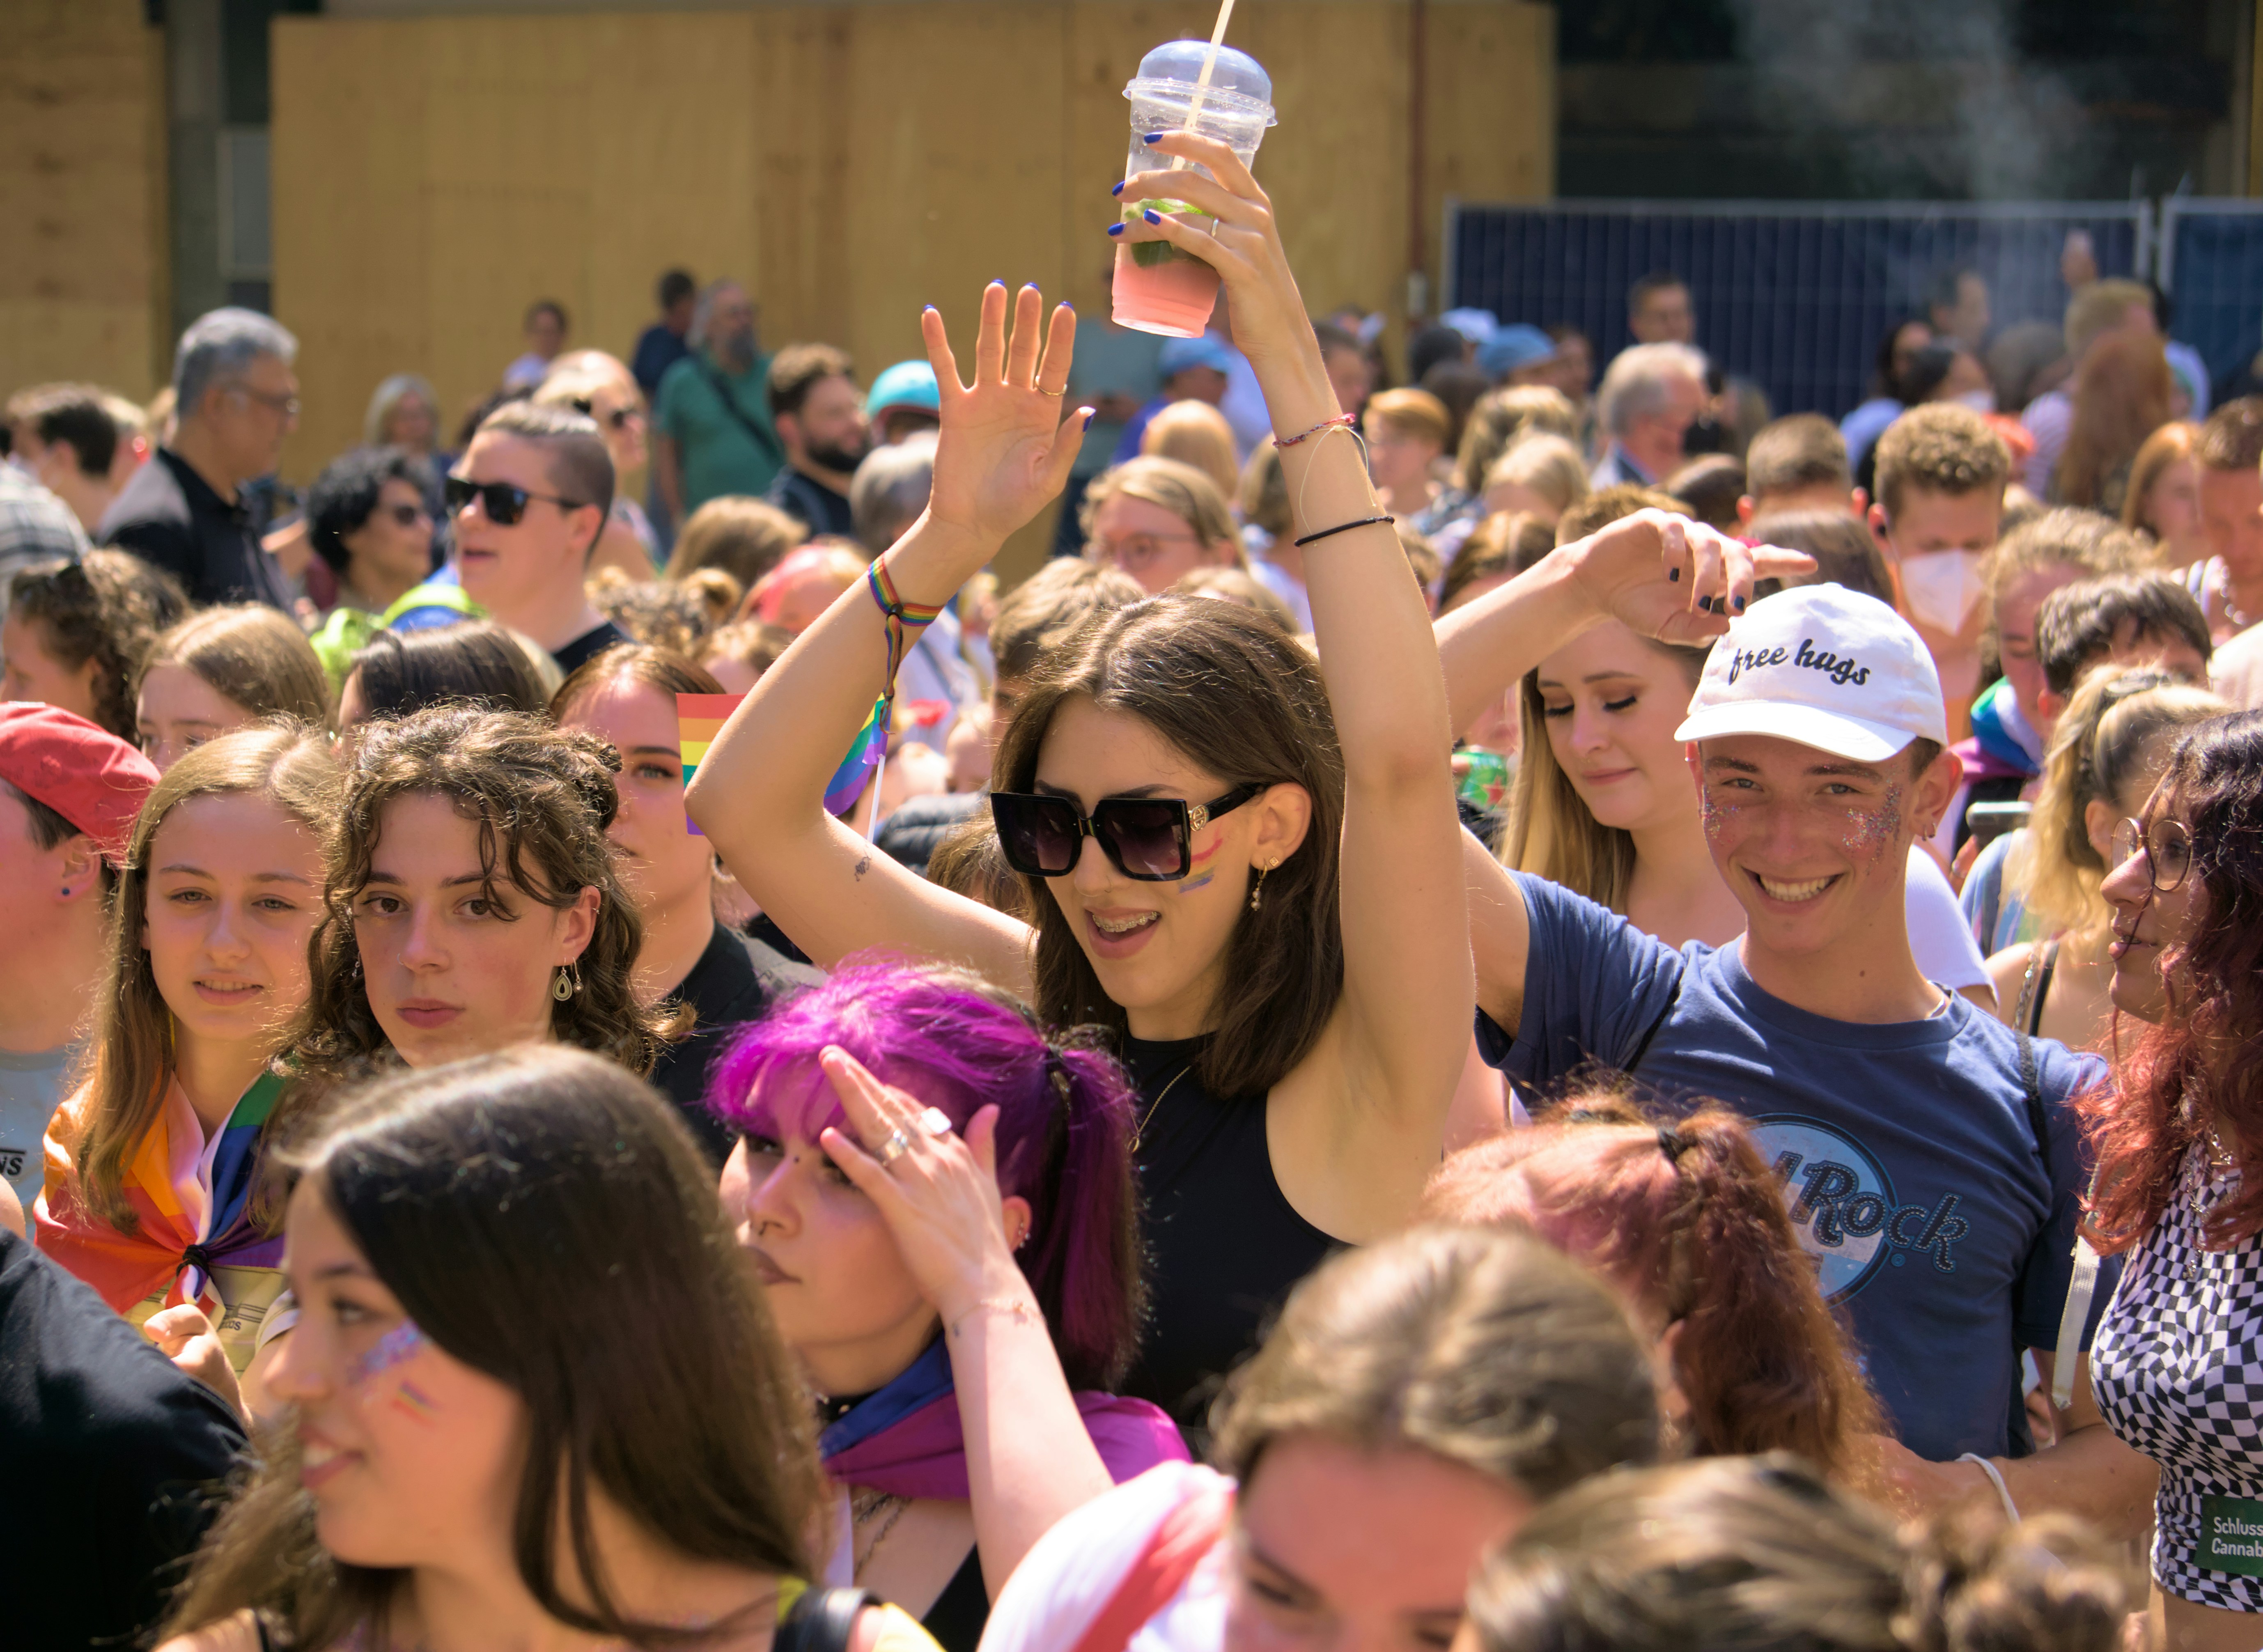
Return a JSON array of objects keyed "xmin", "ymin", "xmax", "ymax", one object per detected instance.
[
  {"xmin": 1565, "ymin": 510, "xmax": 1819, "ymax": 646},
  {"xmin": 922, "ymin": 282, "xmax": 1093, "ymax": 547}
]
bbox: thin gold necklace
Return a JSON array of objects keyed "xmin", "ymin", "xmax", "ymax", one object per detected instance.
[{"xmin": 1133, "ymin": 1062, "xmax": 1194, "ymax": 1152}]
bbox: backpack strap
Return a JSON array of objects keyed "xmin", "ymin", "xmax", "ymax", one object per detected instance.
[
  {"xmin": 2017, "ymin": 1020, "xmax": 2102, "ymax": 1412},
  {"xmin": 1068, "ymin": 1479, "xmax": 1237, "ymax": 1652},
  {"xmin": 2016, "ymin": 1027, "xmax": 2049, "ymax": 1167},
  {"xmin": 774, "ymin": 1587, "xmax": 879, "ymax": 1652},
  {"xmin": 696, "ymin": 357, "xmax": 785, "ymax": 468}
]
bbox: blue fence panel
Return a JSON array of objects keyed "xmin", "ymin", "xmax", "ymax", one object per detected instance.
[
  {"xmin": 1447, "ymin": 202, "xmax": 2148, "ymax": 421},
  {"xmin": 2162, "ymin": 203, "xmax": 2263, "ymax": 397}
]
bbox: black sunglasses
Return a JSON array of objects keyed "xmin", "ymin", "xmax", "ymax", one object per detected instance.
[
  {"xmin": 443, "ymin": 475, "xmax": 585, "ymax": 525},
  {"xmin": 990, "ymin": 784, "xmax": 1263, "ymax": 881},
  {"xmin": 569, "ymin": 395, "xmax": 643, "ymax": 431}
]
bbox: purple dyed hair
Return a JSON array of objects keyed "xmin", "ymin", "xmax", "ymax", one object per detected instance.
[{"xmin": 707, "ymin": 958, "xmax": 1146, "ymax": 1390}]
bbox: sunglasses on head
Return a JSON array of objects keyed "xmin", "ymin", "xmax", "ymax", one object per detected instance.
[
  {"xmin": 989, "ymin": 784, "xmax": 1263, "ymax": 881},
  {"xmin": 443, "ymin": 475, "xmax": 585, "ymax": 526}
]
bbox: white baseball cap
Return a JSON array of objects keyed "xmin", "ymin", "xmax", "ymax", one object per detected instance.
[{"xmin": 1673, "ymin": 584, "xmax": 1949, "ymax": 762}]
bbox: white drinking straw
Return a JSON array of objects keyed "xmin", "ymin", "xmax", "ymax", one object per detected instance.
[{"xmin": 1167, "ymin": 0, "xmax": 1237, "ymax": 172}]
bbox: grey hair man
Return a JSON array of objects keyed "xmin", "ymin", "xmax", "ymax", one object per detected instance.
[
  {"xmin": 652, "ymin": 279, "xmax": 783, "ymax": 522},
  {"xmin": 98, "ymin": 307, "xmax": 298, "ymax": 608},
  {"xmin": 1591, "ymin": 342, "xmax": 1708, "ymax": 491}
]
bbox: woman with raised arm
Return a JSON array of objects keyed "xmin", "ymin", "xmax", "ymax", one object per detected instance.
[
  {"xmin": 687, "ymin": 132, "xmax": 1469, "ymax": 1432},
  {"xmin": 711, "ymin": 961, "xmax": 1183, "ymax": 1650}
]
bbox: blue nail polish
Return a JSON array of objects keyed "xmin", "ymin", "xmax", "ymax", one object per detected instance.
[
  {"xmin": 1698, "ymin": 595, "xmax": 1714, "ymax": 613},
  {"xmin": 1143, "ymin": 132, "xmax": 1166, "ymax": 143},
  {"xmin": 1063, "ymin": 301, "xmax": 1074, "ymax": 310},
  {"xmin": 1109, "ymin": 223, "xmax": 1125, "ymax": 237},
  {"xmin": 1732, "ymin": 594, "xmax": 1747, "ymax": 613},
  {"xmin": 1083, "ymin": 413, "xmax": 1094, "ymax": 430},
  {"xmin": 1144, "ymin": 209, "xmax": 1162, "ymax": 225},
  {"xmin": 1112, "ymin": 181, "xmax": 1124, "ymax": 197},
  {"xmin": 1668, "ymin": 567, "xmax": 1680, "ymax": 582}
]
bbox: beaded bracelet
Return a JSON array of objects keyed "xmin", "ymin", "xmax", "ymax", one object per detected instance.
[{"xmin": 1274, "ymin": 413, "xmax": 1356, "ymax": 448}]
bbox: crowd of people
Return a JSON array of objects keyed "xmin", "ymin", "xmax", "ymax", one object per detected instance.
[{"xmin": 5, "ymin": 129, "xmax": 2263, "ymax": 1652}]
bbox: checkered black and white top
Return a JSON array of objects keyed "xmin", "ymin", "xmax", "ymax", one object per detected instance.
[{"xmin": 2094, "ymin": 1142, "xmax": 2263, "ymax": 1611}]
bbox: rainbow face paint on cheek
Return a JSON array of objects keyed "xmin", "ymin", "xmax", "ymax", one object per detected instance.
[
  {"xmin": 1700, "ymin": 787, "xmax": 1731, "ymax": 842},
  {"xmin": 348, "ymin": 1320, "xmax": 439, "ymax": 1424},
  {"xmin": 1840, "ymin": 782, "xmax": 1904, "ymax": 862},
  {"xmin": 1177, "ymin": 836, "xmax": 1221, "ymax": 895}
]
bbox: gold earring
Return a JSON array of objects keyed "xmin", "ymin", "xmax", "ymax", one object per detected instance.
[{"xmin": 1249, "ymin": 857, "xmax": 1278, "ymax": 912}]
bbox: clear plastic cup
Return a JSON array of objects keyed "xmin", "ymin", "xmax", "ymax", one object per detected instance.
[{"xmin": 1112, "ymin": 41, "xmax": 1276, "ymax": 339}]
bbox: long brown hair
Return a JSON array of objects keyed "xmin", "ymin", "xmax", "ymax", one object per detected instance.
[
  {"xmin": 1468, "ymin": 1455, "xmax": 2127, "ymax": 1652},
  {"xmin": 161, "ymin": 1046, "xmax": 819, "ymax": 1649},
  {"xmin": 67, "ymin": 723, "xmax": 340, "ymax": 1230},
  {"xmin": 1423, "ymin": 1090, "xmax": 1882, "ymax": 1485},
  {"xmin": 137, "ymin": 603, "xmax": 331, "ymax": 727},
  {"xmin": 2081, "ymin": 711, "xmax": 2263, "ymax": 1253},
  {"xmin": 2121, "ymin": 419, "xmax": 2202, "ymax": 549},
  {"xmin": 994, "ymin": 595, "xmax": 1343, "ymax": 1101},
  {"xmin": 2056, "ymin": 330, "xmax": 2173, "ymax": 512},
  {"xmin": 287, "ymin": 705, "xmax": 684, "ymax": 1082},
  {"xmin": 1210, "ymin": 1225, "xmax": 1658, "ymax": 1497}
]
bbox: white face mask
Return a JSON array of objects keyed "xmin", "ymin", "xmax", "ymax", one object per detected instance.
[
  {"xmin": 1898, "ymin": 548, "xmax": 1988, "ymax": 635},
  {"xmin": 1953, "ymin": 388, "xmax": 1997, "ymax": 414}
]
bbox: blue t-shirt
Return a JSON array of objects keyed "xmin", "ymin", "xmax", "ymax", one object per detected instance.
[{"xmin": 1485, "ymin": 872, "xmax": 2109, "ymax": 1461}]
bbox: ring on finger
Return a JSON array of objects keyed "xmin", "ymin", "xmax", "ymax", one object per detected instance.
[
  {"xmin": 915, "ymin": 1106, "xmax": 954, "ymax": 1138},
  {"xmin": 877, "ymin": 1128, "xmax": 913, "ymax": 1166}
]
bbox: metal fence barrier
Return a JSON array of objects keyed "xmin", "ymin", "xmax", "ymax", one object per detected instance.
[
  {"xmin": 1444, "ymin": 199, "xmax": 2153, "ymax": 422},
  {"xmin": 2159, "ymin": 198, "xmax": 2263, "ymax": 397}
]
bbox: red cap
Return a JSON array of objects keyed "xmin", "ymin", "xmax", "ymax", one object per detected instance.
[{"xmin": 0, "ymin": 702, "xmax": 161, "ymax": 863}]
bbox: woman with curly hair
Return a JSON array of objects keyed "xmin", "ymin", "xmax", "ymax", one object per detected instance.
[
  {"xmin": 2084, "ymin": 710, "xmax": 2263, "ymax": 1652},
  {"xmin": 1422, "ymin": 1090, "xmax": 1882, "ymax": 1490},
  {"xmin": 285, "ymin": 704, "xmax": 683, "ymax": 1082},
  {"xmin": 2, "ymin": 549, "xmax": 187, "ymax": 740}
]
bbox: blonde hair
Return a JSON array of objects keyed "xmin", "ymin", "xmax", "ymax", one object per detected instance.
[
  {"xmin": 1139, "ymin": 399, "xmax": 1240, "ymax": 500},
  {"xmin": 1238, "ymin": 443, "xmax": 1291, "ymax": 539},
  {"xmin": 1077, "ymin": 456, "xmax": 1240, "ymax": 558},
  {"xmin": 1501, "ymin": 489, "xmax": 1701, "ymax": 904},
  {"xmin": 1364, "ymin": 387, "xmax": 1452, "ymax": 450},
  {"xmin": 1873, "ymin": 403, "xmax": 2012, "ymax": 519},
  {"xmin": 2011, "ymin": 670, "xmax": 2229, "ymax": 936},
  {"xmin": 1484, "ymin": 434, "xmax": 1590, "ymax": 519}
]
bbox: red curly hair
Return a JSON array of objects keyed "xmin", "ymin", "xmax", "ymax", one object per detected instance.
[
  {"xmin": 2079, "ymin": 711, "xmax": 2263, "ymax": 1255},
  {"xmin": 1423, "ymin": 1090, "xmax": 1881, "ymax": 1485}
]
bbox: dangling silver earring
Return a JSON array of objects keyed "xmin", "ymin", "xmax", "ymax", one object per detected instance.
[
  {"xmin": 552, "ymin": 963, "xmax": 582, "ymax": 1001},
  {"xmin": 1249, "ymin": 857, "xmax": 1278, "ymax": 912}
]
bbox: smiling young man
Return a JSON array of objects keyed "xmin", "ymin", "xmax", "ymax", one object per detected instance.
[
  {"xmin": 446, "ymin": 402, "xmax": 628, "ymax": 675},
  {"xmin": 1446, "ymin": 514, "xmax": 2150, "ymax": 1533}
]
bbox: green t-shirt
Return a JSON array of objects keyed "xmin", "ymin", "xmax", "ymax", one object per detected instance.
[{"xmin": 656, "ymin": 351, "xmax": 785, "ymax": 510}]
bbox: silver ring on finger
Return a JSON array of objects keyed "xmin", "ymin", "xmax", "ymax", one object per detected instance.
[
  {"xmin": 877, "ymin": 1128, "xmax": 913, "ymax": 1166},
  {"xmin": 915, "ymin": 1106, "xmax": 954, "ymax": 1138}
]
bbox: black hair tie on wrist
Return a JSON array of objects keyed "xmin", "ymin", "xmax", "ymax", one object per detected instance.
[{"xmin": 1293, "ymin": 514, "xmax": 1395, "ymax": 548}]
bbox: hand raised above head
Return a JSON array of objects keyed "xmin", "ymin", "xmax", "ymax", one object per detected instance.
[
  {"xmin": 921, "ymin": 283, "xmax": 1092, "ymax": 548},
  {"xmin": 1563, "ymin": 509, "xmax": 1818, "ymax": 646},
  {"xmin": 1115, "ymin": 130, "xmax": 1313, "ymax": 383}
]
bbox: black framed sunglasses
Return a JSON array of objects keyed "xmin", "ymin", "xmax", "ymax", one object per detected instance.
[
  {"xmin": 2110, "ymin": 816, "xmax": 2194, "ymax": 894},
  {"xmin": 443, "ymin": 475, "xmax": 586, "ymax": 525},
  {"xmin": 990, "ymin": 784, "xmax": 1264, "ymax": 881},
  {"xmin": 569, "ymin": 395, "xmax": 644, "ymax": 431}
]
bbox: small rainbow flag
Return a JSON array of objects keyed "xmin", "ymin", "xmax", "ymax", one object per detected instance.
[{"xmin": 677, "ymin": 693, "xmax": 745, "ymax": 836}]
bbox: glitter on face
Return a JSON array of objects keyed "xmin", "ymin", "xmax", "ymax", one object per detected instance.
[
  {"xmin": 348, "ymin": 1320, "xmax": 438, "ymax": 1422},
  {"xmin": 1840, "ymin": 782, "xmax": 1904, "ymax": 862},
  {"xmin": 1700, "ymin": 785, "xmax": 1731, "ymax": 842}
]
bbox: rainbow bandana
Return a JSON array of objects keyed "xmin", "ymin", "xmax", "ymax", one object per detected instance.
[
  {"xmin": 36, "ymin": 1069, "xmax": 291, "ymax": 1371},
  {"xmin": 820, "ymin": 1339, "xmax": 1189, "ymax": 1501}
]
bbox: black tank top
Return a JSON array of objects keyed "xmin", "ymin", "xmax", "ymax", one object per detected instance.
[{"xmin": 1119, "ymin": 1035, "xmax": 1340, "ymax": 1438}]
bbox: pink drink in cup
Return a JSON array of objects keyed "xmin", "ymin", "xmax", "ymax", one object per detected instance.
[{"xmin": 1113, "ymin": 41, "xmax": 1276, "ymax": 339}]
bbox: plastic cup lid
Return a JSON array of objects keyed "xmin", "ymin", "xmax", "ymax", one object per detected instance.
[{"xmin": 1127, "ymin": 40, "xmax": 1275, "ymax": 117}]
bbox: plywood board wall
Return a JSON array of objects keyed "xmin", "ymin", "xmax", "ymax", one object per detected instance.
[
  {"xmin": 271, "ymin": 0, "xmax": 1552, "ymax": 580},
  {"xmin": 0, "ymin": 0, "xmax": 167, "ymax": 403}
]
